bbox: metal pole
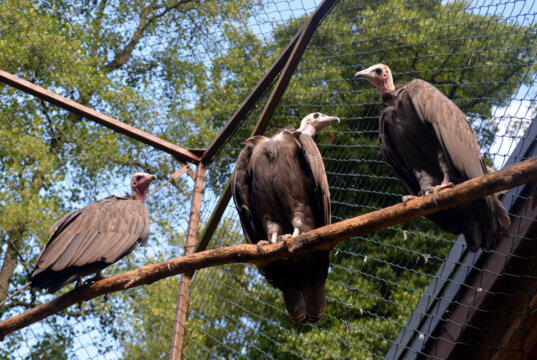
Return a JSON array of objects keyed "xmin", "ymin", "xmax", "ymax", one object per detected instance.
[
  {"xmin": 0, "ymin": 70, "xmax": 200, "ymax": 164},
  {"xmin": 169, "ymin": 163, "xmax": 206, "ymax": 360}
]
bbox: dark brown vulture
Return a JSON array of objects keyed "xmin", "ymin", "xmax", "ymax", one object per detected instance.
[
  {"xmin": 232, "ymin": 112, "xmax": 339, "ymax": 324},
  {"xmin": 29, "ymin": 172, "xmax": 156, "ymax": 293},
  {"xmin": 354, "ymin": 63, "xmax": 510, "ymax": 251}
]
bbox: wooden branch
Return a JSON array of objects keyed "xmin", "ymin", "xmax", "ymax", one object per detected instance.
[{"xmin": 1, "ymin": 156, "xmax": 537, "ymax": 339}]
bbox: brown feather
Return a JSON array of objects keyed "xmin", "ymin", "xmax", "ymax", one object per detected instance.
[
  {"xmin": 29, "ymin": 195, "xmax": 150, "ymax": 292},
  {"xmin": 231, "ymin": 128, "xmax": 331, "ymax": 324},
  {"xmin": 379, "ymin": 78, "xmax": 510, "ymax": 250}
]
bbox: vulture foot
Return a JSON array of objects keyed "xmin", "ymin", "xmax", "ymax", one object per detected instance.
[
  {"xmin": 103, "ymin": 293, "xmax": 111, "ymax": 302},
  {"xmin": 84, "ymin": 271, "xmax": 104, "ymax": 286},
  {"xmin": 426, "ymin": 182, "xmax": 454, "ymax": 204},
  {"xmin": 256, "ymin": 240, "xmax": 269, "ymax": 254},
  {"xmin": 402, "ymin": 195, "xmax": 418, "ymax": 205},
  {"xmin": 277, "ymin": 234, "xmax": 293, "ymax": 251}
]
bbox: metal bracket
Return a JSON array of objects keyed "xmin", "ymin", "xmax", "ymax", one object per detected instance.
[{"xmin": 146, "ymin": 164, "xmax": 192, "ymax": 199}]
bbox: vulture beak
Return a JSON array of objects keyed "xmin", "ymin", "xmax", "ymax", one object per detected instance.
[
  {"xmin": 316, "ymin": 114, "xmax": 340, "ymax": 127},
  {"xmin": 297, "ymin": 113, "xmax": 340, "ymax": 136},
  {"xmin": 354, "ymin": 67, "xmax": 373, "ymax": 81}
]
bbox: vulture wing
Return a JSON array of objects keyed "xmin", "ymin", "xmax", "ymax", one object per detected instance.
[
  {"xmin": 298, "ymin": 133, "xmax": 331, "ymax": 226},
  {"xmin": 30, "ymin": 195, "xmax": 149, "ymax": 291},
  {"xmin": 231, "ymin": 141, "xmax": 265, "ymax": 244},
  {"xmin": 379, "ymin": 109, "xmax": 421, "ymax": 196},
  {"xmin": 405, "ymin": 79, "xmax": 487, "ymax": 180}
]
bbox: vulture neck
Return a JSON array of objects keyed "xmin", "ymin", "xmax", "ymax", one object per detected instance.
[
  {"xmin": 378, "ymin": 77, "xmax": 395, "ymax": 95},
  {"xmin": 299, "ymin": 126, "xmax": 317, "ymax": 137},
  {"xmin": 381, "ymin": 84, "xmax": 404, "ymax": 105},
  {"xmin": 132, "ymin": 188, "xmax": 147, "ymax": 202}
]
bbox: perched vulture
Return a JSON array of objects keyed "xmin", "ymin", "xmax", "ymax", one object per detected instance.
[
  {"xmin": 232, "ymin": 112, "xmax": 339, "ymax": 324},
  {"xmin": 354, "ymin": 63, "xmax": 510, "ymax": 251},
  {"xmin": 29, "ymin": 172, "xmax": 156, "ymax": 293}
]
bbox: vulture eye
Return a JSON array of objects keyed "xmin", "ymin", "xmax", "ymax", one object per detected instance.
[
  {"xmin": 313, "ymin": 113, "xmax": 320, "ymax": 119},
  {"xmin": 375, "ymin": 68, "xmax": 382, "ymax": 75},
  {"xmin": 136, "ymin": 175, "xmax": 142, "ymax": 181}
]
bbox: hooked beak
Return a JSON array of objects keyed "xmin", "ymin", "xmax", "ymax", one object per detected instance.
[
  {"xmin": 319, "ymin": 115, "xmax": 340, "ymax": 124},
  {"xmin": 354, "ymin": 68, "xmax": 370, "ymax": 80}
]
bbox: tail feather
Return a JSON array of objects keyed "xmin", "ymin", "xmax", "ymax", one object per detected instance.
[
  {"xmin": 461, "ymin": 196, "xmax": 511, "ymax": 251},
  {"xmin": 262, "ymin": 251, "xmax": 328, "ymax": 324},
  {"xmin": 303, "ymin": 279, "xmax": 326, "ymax": 324},
  {"xmin": 491, "ymin": 195, "xmax": 511, "ymax": 234}
]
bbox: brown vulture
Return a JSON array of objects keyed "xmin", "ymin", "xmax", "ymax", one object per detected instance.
[
  {"xmin": 29, "ymin": 172, "xmax": 156, "ymax": 293},
  {"xmin": 232, "ymin": 112, "xmax": 339, "ymax": 324},
  {"xmin": 354, "ymin": 63, "xmax": 510, "ymax": 251}
]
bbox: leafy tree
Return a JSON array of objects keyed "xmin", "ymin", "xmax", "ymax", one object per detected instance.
[{"xmin": 0, "ymin": 0, "xmax": 259, "ymax": 358}]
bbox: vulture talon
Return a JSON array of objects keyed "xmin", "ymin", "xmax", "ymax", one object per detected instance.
[
  {"xmin": 278, "ymin": 234, "xmax": 293, "ymax": 248},
  {"xmin": 427, "ymin": 182, "xmax": 454, "ymax": 205},
  {"xmin": 256, "ymin": 240, "xmax": 269, "ymax": 254},
  {"xmin": 84, "ymin": 271, "xmax": 104, "ymax": 286},
  {"xmin": 402, "ymin": 195, "xmax": 418, "ymax": 205}
]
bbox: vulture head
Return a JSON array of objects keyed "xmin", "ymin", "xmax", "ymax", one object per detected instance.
[
  {"xmin": 131, "ymin": 172, "xmax": 157, "ymax": 201},
  {"xmin": 354, "ymin": 63, "xmax": 395, "ymax": 94},
  {"xmin": 296, "ymin": 112, "xmax": 340, "ymax": 136}
]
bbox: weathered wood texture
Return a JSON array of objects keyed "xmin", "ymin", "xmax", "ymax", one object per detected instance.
[
  {"xmin": 0, "ymin": 70, "xmax": 200, "ymax": 164},
  {"xmin": 1, "ymin": 156, "xmax": 536, "ymax": 339}
]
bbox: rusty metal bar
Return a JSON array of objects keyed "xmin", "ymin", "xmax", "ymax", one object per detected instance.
[
  {"xmin": 252, "ymin": 0, "xmax": 338, "ymax": 135},
  {"xmin": 200, "ymin": 30, "xmax": 303, "ymax": 164},
  {"xmin": 194, "ymin": 0, "xmax": 338, "ymax": 253},
  {"xmin": 195, "ymin": 181, "xmax": 232, "ymax": 252},
  {"xmin": 0, "ymin": 70, "xmax": 200, "ymax": 164},
  {"xmin": 169, "ymin": 163, "xmax": 206, "ymax": 360}
]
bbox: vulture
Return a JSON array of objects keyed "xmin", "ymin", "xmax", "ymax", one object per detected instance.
[
  {"xmin": 29, "ymin": 172, "xmax": 156, "ymax": 293},
  {"xmin": 354, "ymin": 63, "xmax": 510, "ymax": 251},
  {"xmin": 232, "ymin": 112, "xmax": 339, "ymax": 324}
]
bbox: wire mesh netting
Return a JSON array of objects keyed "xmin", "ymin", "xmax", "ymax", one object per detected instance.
[{"xmin": 0, "ymin": 0, "xmax": 536, "ymax": 359}]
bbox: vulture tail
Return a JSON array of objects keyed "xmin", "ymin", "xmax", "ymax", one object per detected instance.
[
  {"xmin": 480, "ymin": 195, "xmax": 510, "ymax": 250},
  {"xmin": 462, "ymin": 196, "xmax": 511, "ymax": 251},
  {"xmin": 264, "ymin": 251, "xmax": 328, "ymax": 324},
  {"xmin": 491, "ymin": 196, "xmax": 511, "ymax": 234}
]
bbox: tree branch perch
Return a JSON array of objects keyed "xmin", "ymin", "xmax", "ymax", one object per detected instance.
[{"xmin": 1, "ymin": 156, "xmax": 537, "ymax": 339}]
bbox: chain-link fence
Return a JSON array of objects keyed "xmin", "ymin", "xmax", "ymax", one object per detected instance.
[{"xmin": 0, "ymin": 0, "xmax": 536, "ymax": 359}]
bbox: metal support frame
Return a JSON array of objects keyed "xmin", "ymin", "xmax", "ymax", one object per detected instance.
[
  {"xmin": 0, "ymin": 70, "xmax": 200, "ymax": 164},
  {"xmin": 169, "ymin": 163, "xmax": 206, "ymax": 360}
]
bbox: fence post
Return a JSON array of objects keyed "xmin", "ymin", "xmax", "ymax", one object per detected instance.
[{"xmin": 169, "ymin": 163, "xmax": 206, "ymax": 360}]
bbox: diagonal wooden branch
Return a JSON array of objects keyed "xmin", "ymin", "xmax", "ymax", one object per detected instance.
[{"xmin": 1, "ymin": 156, "xmax": 537, "ymax": 339}]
